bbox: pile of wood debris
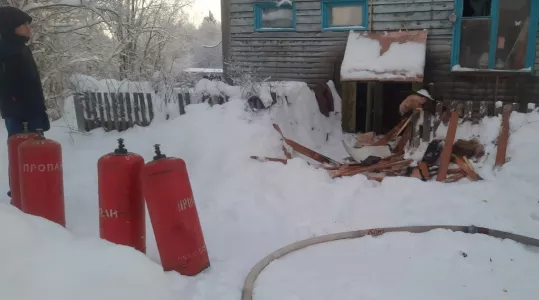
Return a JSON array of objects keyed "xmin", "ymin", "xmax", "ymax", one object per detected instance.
[{"xmin": 250, "ymin": 105, "xmax": 512, "ymax": 184}]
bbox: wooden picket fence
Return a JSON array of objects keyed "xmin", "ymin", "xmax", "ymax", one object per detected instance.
[
  {"xmin": 408, "ymin": 100, "xmax": 538, "ymax": 147},
  {"xmin": 74, "ymin": 91, "xmax": 229, "ymax": 132},
  {"xmin": 74, "ymin": 92, "xmax": 155, "ymax": 132}
]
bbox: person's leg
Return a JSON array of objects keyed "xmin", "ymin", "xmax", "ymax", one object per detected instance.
[
  {"xmin": 5, "ymin": 118, "xmax": 24, "ymax": 138},
  {"xmin": 4, "ymin": 118, "xmax": 23, "ymax": 201}
]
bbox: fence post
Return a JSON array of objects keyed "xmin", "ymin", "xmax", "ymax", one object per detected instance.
[
  {"xmin": 178, "ymin": 93, "xmax": 185, "ymax": 115},
  {"xmin": 73, "ymin": 92, "xmax": 87, "ymax": 132},
  {"xmin": 146, "ymin": 93, "xmax": 154, "ymax": 123}
]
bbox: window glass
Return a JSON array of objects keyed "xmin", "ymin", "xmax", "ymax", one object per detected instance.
[
  {"xmin": 329, "ymin": 5, "xmax": 363, "ymax": 27},
  {"xmin": 261, "ymin": 7, "xmax": 294, "ymax": 28},
  {"xmin": 458, "ymin": 19, "xmax": 491, "ymax": 68},
  {"xmin": 494, "ymin": 0, "xmax": 530, "ymax": 69}
]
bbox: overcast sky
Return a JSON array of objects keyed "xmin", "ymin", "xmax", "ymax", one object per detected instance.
[{"xmin": 190, "ymin": 0, "xmax": 222, "ymax": 25}]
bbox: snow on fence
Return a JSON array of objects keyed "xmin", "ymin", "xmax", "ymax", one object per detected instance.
[
  {"xmin": 74, "ymin": 91, "xmax": 228, "ymax": 132},
  {"xmin": 410, "ymin": 100, "xmax": 538, "ymax": 147}
]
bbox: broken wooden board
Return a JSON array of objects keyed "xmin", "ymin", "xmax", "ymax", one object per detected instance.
[
  {"xmin": 394, "ymin": 123, "xmax": 412, "ymax": 153},
  {"xmin": 494, "ymin": 104, "xmax": 512, "ymax": 168},
  {"xmin": 436, "ymin": 111, "xmax": 459, "ymax": 182},
  {"xmin": 282, "ymin": 146, "xmax": 292, "ymax": 159},
  {"xmin": 272, "ymin": 124, "xmax": 340, "ymax": 165},
  {"xmin": 418, "ymin": 162, "xmax": 431, "ymax": 180},
  {"xmin": 250, "ymin": 156, "xmax": 288, "ymax": 164},
  {"xmin": 444, "ymin": 172, "xmax": 467, "ymax": 183},
  {"xmin": 372, "ymin": 112, "xmax": 416, "ymax": 146},
  {"xmin": 452, "ymin": 155, "xmax": 482, "ymax": 181},
  {"xmin": 330, "ymin": 159, "xmax": 413, "ymax": 178}
]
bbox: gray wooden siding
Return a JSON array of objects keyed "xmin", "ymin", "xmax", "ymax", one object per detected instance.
[
  {"xmin": 536, "ymin": 27, "xmax": 539, "ymax": 72},
  {"xmin": 228, "ymin": 0, "xmax": 539, "ymax": 104}
]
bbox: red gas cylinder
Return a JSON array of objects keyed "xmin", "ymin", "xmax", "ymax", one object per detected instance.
[
  {"xmin": 98, "ymin": 138, "xmax": 145, "ymax": 253},
  {"xmin": 141, "ymin": 145, "xmax": 210, "ymax": 276},
  {"xmin": 19, "ymin": 129, "xmax": 65, "ymax": 227},
  {"xmin": 7, "ymin": 122, "xmax": 38, "ymax": 209}
]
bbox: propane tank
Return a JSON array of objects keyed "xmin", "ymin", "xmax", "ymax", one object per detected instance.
[
  {"xmin": 98, "ymin": 138, "xmax": 145, "ymax": 253},
  {"xmin": 7, "ymin": 122, "xmax": 38, "ymax": 209},
  {"xmin": 141, "ymin": 145, "xmax": 210, "ymax": 276},
  {"xmin": 19, "ymin": 129, "xmax": 65, "ymax": 227}
]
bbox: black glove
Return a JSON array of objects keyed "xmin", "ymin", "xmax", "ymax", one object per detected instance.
[{"xmin": 42, "ymin": 111, "xmax": 50, "ymax": 131}]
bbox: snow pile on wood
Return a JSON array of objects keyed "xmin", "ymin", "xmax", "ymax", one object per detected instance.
[
  {"xmin": 341, "ymin": 31, "xmax": 427, "ymax": 81},
  {"xmin": 191, "ymin": 79, "xmax": 344, "ymax": 156},
  {"xmin": 268, "ymin": 81, "xmax": 341, "ymax": 153}
]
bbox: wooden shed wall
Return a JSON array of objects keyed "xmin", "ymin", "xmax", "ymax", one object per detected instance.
[{"xmin": 227, "ymin": 0, "xmax": 539, "ymax": 104}]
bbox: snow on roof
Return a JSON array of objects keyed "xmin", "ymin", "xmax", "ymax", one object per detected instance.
[
  {"xmin": 183, "ymin": 68, "xmax": 223, "ymax": 74},
  {"xmin": 340, "ymin": 30, "xmax": 428, "ymax": 82}
]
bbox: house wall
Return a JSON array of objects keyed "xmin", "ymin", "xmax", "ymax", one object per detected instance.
[{"xmin": 226, "ymin": 0, "xmax": 539, "ymax": 105}]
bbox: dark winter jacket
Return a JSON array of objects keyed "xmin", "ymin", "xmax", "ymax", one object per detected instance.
[{"xmin": 0, "ymin": 7, "xmax": 47, "ymax": 120}]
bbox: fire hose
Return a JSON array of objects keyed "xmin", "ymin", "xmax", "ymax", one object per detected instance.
[{"xmin": 241, "ymin": 225, "xmax": 539, "ymax": 300}]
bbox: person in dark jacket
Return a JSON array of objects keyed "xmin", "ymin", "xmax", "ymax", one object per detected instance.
[
  {"xmin": 0, "ymin": 7, "xmax": 50, "ymax": 137},
  {"xmin": 0, "ymin": 7, "xmax": 50, "ymax": 199}
]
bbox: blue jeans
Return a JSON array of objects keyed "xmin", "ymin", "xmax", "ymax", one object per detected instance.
[{"xmin": 5, "ymin": 116, "xmax": 48, "ymax": 138}]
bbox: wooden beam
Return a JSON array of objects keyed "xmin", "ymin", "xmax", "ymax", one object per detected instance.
[
  {"xmin": 221, "ymin": 0, "xmax": 232, "ymax": 84},
  {"xmin": 394, "ymin": 123, "xmax": 412, "ymax": 153},
  {"xmin": 436, "ymin": 111, "xmax": 459, "ymax": 182},
  {"xmin": 495, "ymin": 104, "xmax": 512, "ymax": 168},
  {"xmin": 340, "ymin": 81, "xmax": 357, "ymax": 133}
]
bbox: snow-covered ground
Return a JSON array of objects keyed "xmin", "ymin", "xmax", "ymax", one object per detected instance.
[{"xmin": 1, "ymin": 81, "xmax": 539, "ymax": 300}]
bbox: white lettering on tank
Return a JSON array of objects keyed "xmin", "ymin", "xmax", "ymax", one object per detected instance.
[
  {"xmin": 177, "ymin": 197, "xmax": 194, "ymax": 212},
  {"xmin": 100, "ymin": 208, "xmax": 120, "ymax": 219},
  {"xmin": 23, "ymin": 163, "xmax": 62, "ymax": 173}
]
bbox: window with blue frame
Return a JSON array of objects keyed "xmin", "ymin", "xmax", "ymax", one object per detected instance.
[
  {"xmin": 321, "ymin": 0, "xmax": 368, "ymax": 31},
  {"xmin": 451, "ymin": 0, "xmax": 538, "ymax": 71},
  {"xmin": 254, "ymin": 2, "xmax": 296, "ymax": 32}
]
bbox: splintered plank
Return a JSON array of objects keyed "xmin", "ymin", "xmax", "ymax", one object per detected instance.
[
  {"xmin": 436, "ymin": 111, "xmax": 459, "ymax": 182},
  {"xmin": 418, "ymin": 162, "xmax": 431, "ymax": 180},
  {"xmin": 282, "ymin": 146, "xmax": 293, "ymax": 159},
  {"xmin": 372, "ymin": 112, "xmax": 415, "ymax": 146},
  {"xmin": 394, "ymin": 123, "xmax": 412, "ymax": 153},
  {"xmin": 495, "ymin": 104, "xmax": 512, "ymax": 168},
  {"xmin": 453, "ymin": 155, "xmax": 481, "ymax": 181},
  {"xmin": 330, "ymin": 159, "xmax": 413, "ymax": 179},
  {"xmin": 444, "ymin": 173, "xmax": 466, "ymax": 183},
  {"xmin": 272, "ymin": 124, "xmax": 340, "ymax": 165},
  {"xmin": 250, "ymin": 156, "xmax": 288, "ymax": 164}
]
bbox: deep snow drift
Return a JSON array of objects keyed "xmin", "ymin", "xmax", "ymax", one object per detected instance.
[{"xmin": 1, "ymin": 81, "xmax": 539, "ymax": 299}]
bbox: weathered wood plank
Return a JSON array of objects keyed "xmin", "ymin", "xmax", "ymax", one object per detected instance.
[
  {"xmin": 118, "ymin": 92, "xmax": 126, "ymax": 131},
  {"xmin": 133, "ymin": 93, "xmax": 141, "ymax": 126},
  {"xmin": 341, "ymin": 81, "xmax": 356, "ymax": 133},
  {"xmin": 73, "ymin": 93, "xmax": 87, "ymax": 132},
  {"xmin": 374, "ymin": 11, "xmax": 450, "ymax": 21},
  {"xmin": 110, "ymin": 93, "xmax": 120, "ymax": 131},
  {"xmin": 146, "ymin": 93, "xmax": 154, "ymax": 123},
  {"xmin": 104, "ymin": 93, "xmax": 112, "ymax": 131},
  {"xmin": 178, "ymin": 93, "xmax": 186, "ymax": 115},
  {"xmin": 89, "ymin": 92, "xmax": 99, "ymax": 128},
  {"xmin": 125, "ymin": 93, "xmax": 134, "ymax": 128},
  {"xmin": 231, "ymin": 45, "xmax": 344, "ymax": 52},
  {"xmin": 97, "ymin": 93, "xmax": 105, "ymax": 129},
  {"xmin": 139, "ymin": 93, "xmax": 148, "ymax": 126},
  {"xmin": 374, "ymin": 2, "xmax": 452, "ymax": 14}
]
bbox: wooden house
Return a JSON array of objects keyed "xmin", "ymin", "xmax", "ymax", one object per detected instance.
[{"xmin": 220, "ymin": 0, "xmax": 539, "ymax": 133}]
